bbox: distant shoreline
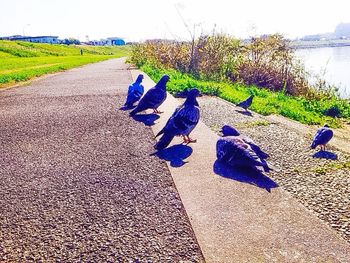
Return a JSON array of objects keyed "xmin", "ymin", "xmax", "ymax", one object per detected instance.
[{"xmin": 290, "ymin": 39, "xmax": 350, "ymax": 49}]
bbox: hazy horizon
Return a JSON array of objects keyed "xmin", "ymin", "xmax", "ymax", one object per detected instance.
[{"xmin": 1, "ymin": 0, "xmax": 349, "ymax": 42}]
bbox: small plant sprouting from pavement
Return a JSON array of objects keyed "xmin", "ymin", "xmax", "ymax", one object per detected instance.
[
  {"xmin": 314, "ymin": 161, "xmax": 350, "ymax": 175},
  {"xmin": 244, "ymin": 120, "xmax": 271, "ymax": 128}
]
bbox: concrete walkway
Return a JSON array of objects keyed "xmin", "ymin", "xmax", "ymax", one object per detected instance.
[{"xmin": 131, "ymin": 70, "xmax": 350, "ymax": 262}]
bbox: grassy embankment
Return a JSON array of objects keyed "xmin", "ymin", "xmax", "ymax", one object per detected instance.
[
  {"xmin": 140, "ymin": 63, "xmax": 349, "ymax": 127},
  {"xmin": 130, "ymin": 36, "xmax": 350, "ymax": 127},
  {"xmin": 0, "ymin": 40, "xmax": 131, "ymax": 88}
]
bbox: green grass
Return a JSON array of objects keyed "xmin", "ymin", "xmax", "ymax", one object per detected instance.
[
  {"xmin": 314, "ymin": 161, "xmax": 350, "ymax": 175},
  {"xmin": 140, "ymin": 63, "xmax": 350, "ymax": 127},
  {"xmin": 0, "ymin": 40, "xmax": 131, "ymax": 87}
]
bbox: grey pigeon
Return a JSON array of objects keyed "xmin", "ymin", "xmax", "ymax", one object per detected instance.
[
  {"xmin": 130, "ymin": 75, "xmax": 169, "ymax": 116},
  {"xmin": 217, "ymin": 125, "xmax": 271, "ymax": 172},
  {"xmin": 237, "ymin": 95, "xmax": 254, "ymax": 111},
  {"xmin": 155, "ymin": 88, "xmax": 200, "ymax": 150},
  {"xmin": 124, "ymin": 74, "xmax": 144, "ymax": 108},
  {"xmin": 311, "ymin": 124, "xmax": 333, "ymax": 151},
  {"xmin": 220, "ymin": 125, "xmax": 269, "ymax": 159}
]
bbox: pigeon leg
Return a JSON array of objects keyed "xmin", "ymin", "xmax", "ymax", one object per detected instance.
[
  {"xmin": 184, "ymin": 135, "xmax": 197, "ymax": 144},
  {"xmin": 153, "ymin": 108, "xmax": 163, "ymax": 114}
]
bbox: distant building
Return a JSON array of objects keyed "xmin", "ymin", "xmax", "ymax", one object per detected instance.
[
  {"xmin": 86, "ymin": 37, "xmax": 125, "ymax": 46},
  {"xmin": 87, "ymin": 39, "xmax": 108, "ymax": 46},
  {"xmin": 106, "ymin": 37, "xmax": 125, "ymax": 46},
  {"xmin": 0, "ymin": 35, "xmax": 59, "ymax": 44}
]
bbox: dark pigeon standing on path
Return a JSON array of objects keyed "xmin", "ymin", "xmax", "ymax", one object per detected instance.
[
  {"xmin": 216, "ymin": 125, "xmax": 271, "ymax": 172},
  {"xmin": 237, "ymin": 95, "xmax": 254, "ymax": 111},
  {"xmin": 124, "ymin": 74, "xmax": 144, "ymax": 108},
  {"xmin": 130, "ymin": 75, "xmax": 169, "ymax": 116},
  {"xmin": 221, "ymin": 125, "xmax": 270, "ymax": 159},
  {"xmin": 155, "ymin": 88, "xmax": 200, "ymax": 150},
  {"xmin": 311, "ymin": 124, "xmax": 333, "ymax": 151}
]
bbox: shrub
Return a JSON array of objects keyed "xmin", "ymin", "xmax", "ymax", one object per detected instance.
[{"xmin": 130, "ymin": 34, "xmax": 316, "ymax": 96}]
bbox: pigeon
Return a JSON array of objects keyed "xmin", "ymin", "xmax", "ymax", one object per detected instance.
[
  {"xmin": 216, "ymin": 125, "xmax": 271, "ymax": 172},
  {"xmin": 220, "ymin": 125, "xmax": 270, "ymax": 159},
  {"xmin": 237, "ymin": 95, "xmax": 254, "ymax": 111},
  {"xmin": 130, "ymin": 75, "xmax": 170, "ymax": 116},
  {"xmin": 124, "ymin": 74, "xmax": 144, "ymax": 108},
  {"xmin": 155, "ymin": 88, "xmax": 200, "ymax": 150},
  {"xmin": 311, "ymin": 124, "xmax": 333, "ymax": 151}
]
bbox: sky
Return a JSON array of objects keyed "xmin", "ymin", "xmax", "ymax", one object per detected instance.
[{"xmin": 0, "ymin": 0, "xmax": 349, "ymax": 42}]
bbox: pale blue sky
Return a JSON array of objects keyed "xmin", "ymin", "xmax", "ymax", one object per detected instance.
[{"xmin": 0, "ymin": 0, "xmax": 349, "ymax": 42}]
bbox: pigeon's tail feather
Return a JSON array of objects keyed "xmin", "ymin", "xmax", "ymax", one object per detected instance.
[
  {"xmin": 155, "ymin": 129, "xmax": 164, "ymax": 138},
  {"xmin": 124, "ymin": 102, "xmax": 133, "ymax": 108},
  {"xmin": 261, "ymin": 160, "xmax": 272, "ymax": 172},
  {"xmin": 155, "ymin": 133, "xmax": 175, "ymax": 150},
  {"xmin": 250, "ymin": 144, "xmax": 269, "ymax": 159},
  {"xmin": 129, "ymin": 107, "xmax": 139, "ymax": 116},
  {"xmin": 263, "ymin": 164, "xmax": 272, "ymax": 172},
  {"xmin": 258, "ymin": 150, "xmax": 270, "ymax": 159},
  {"xmin": 237, "ymin": 101, "xmax": 244, "ymax": 107}
]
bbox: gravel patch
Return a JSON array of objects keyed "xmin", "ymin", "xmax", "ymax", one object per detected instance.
[
  {"xmin": 0, "ymin": 59, "xmax": 203, "ymax": 262},
  {"xmin": 198, "ymin": 96, "xmax": 350, "ymax": 243}
]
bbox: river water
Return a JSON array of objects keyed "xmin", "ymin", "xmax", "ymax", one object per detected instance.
[{"xmin": 295, "ymin": 46, "xmax": 350, "ymax": 98}]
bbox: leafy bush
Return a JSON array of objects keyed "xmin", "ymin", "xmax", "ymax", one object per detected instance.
[
  {"xmin": 130, "ymin": 34, "xmax": 317, "ymax": 95},
  {"xmin": 234, "ymin": 35, "xmax": 310, "ymax": 96}
]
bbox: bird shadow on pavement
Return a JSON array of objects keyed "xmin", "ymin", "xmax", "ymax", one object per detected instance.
[
  {"xmin": 235, "ymin": 109, "xmax": 253, "ymax": 117},
  {"xmin": 312, "ymin": 150, "xmax": 338, "ymax": 160},
  {"xmin": 119, "ymin": 105, "xmax": 136, "ymax": 111},
  {"xmin": 152, "ymin": 144, "xmax": 193, "ymax": 167},
  {"xmin": 132, "ymin": 113, "xmax": 160, "ymax": 126},
  {"xmin": 213, "ymin": 160, "xmax": 279, "ymax": 192}
]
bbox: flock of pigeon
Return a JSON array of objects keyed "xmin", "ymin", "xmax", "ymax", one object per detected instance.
[{"xmin": 123, "ymin": 74, "xmax": 334, "ymax": 173}]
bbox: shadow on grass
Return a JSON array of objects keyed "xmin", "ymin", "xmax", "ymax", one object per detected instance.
[
  {"xmin": 235, "ymin": 109, "xmax": 253, "ymax": 117},
  {"xmin": 213, "ymin": 160, "xmax": 278, "ymax": 192},
  {"xmin": 132, "ymin": 113, "xmax": 160, "ymax": 126},
  {"xmin": 153, "ymin": 144, "xmax": 193, "ymax": 167},
  {"xmin": 312, "ymin": 150, "xmax": 338, "ymax": 160}
]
